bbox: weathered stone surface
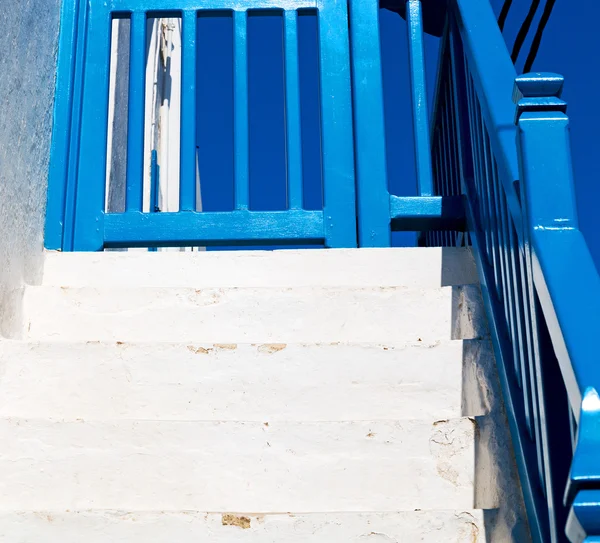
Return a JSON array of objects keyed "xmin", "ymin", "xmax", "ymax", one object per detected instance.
[
  {"xmin": 0, "ymin": 0, "xmax": 61, "ymax": 336},
  {"xmin": 0, "ymin": 417, "xmax": 485, "ymax": 511},
  {"xmin": 0, "ymin": 340, "xmax": 470, "ymax": 421},
  {"xmin": 19, "ymin": 285, "xmax": 477, "ymax": 342},
  {"xmin": 0, "ymin": 510, "xmax": 488, "ymax": 542}
]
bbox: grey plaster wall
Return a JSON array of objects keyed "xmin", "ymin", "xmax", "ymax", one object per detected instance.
[{"xmin": 0, "ymin": 0, "xmax": 62, "ymax": 333}]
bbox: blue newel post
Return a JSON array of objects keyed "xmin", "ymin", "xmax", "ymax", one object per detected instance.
[{"xmin": 515, "ymin": 72, "xmax": 600, "ymax": 543}]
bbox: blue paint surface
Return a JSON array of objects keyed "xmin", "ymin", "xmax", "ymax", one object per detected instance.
[
  {"xmin": 429, "ymin": 0, "xmax": 600, "ymax": 534},
  {"xmin": 488, "ymin": 0, "xmax": 600, "ymax": 272},
  {"xmin": 195, "ymin": 6, "xmax": 441, "ymax": 249}
]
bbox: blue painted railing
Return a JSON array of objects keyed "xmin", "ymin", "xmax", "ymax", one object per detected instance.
[
  {"xmin": 46, "ymin": 0, "xmax": 357, "ymax": 250},
  {"xmin": 350, "ymin": 0, "xmax": 465, "ymax": 246},
  {"xmin": 429, "ymin": 0, "xmax": 600, "ymax": 541},
  {"xmin": 48, "ymin": 0, "xmax": 468, "ymax": 250}
]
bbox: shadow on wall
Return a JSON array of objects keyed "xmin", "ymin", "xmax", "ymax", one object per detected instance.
[{"xmin": 0, "ymin": 0, "xmax": 61, "ymax": 336}]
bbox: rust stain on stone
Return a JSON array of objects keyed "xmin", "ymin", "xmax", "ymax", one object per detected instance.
[
  {"xmin": 222, "ymin": 514, "xmax": 251, "ymax": 529},
  {"xmin": 258, "ymin": 343, "xmax": 287, "ymax": 354},
  {"xmin": 214, "ymin": 343, "xmax": 238, "ymax": 350},
  {"xmin": 187, "ymin": 345, "xmax": 211, "ymax": 354}
]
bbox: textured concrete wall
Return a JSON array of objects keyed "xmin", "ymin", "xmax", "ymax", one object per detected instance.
[{"xmin": 0, "ymin": 0, "xmax": 61, "ymax": 334}]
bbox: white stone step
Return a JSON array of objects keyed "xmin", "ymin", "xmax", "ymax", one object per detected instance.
[
  {"xmin": 19, "ymin": 285, "xmax": 484, "ymax": 342},
  {"xmin": 42, "ymin": 247, "xmax": 478, "ymax": 288},
  {"xmin": 0, "ymin": 510, "xmax": 488, "ymax": 542},
  {"xmin": 0, "ymin": 340, "xmax": 489, "ymax": 421},
  {"xmin": 0, "ymin": 417, "xmax": 491, "ymax": 511}
]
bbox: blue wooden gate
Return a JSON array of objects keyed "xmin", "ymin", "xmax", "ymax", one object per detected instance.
[{"xmin": 46, "ymin": 0, "xmax": 356, "ymax": 250}]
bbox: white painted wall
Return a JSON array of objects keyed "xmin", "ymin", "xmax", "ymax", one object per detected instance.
[{"xmin": 0, "ymin": 0, "xmax": 62, "ymax": 336}]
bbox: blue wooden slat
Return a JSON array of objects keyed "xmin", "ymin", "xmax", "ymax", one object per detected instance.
[
  {"xmin": 45, "ymin": 0, "xmax": 84, "ymax": 250},
  {"xmin": 283, "ymin": 11, "xmax": 303, "ymax": 211},
  {"xmin": 233, "ymin": 10, "xmax": 250, "ymax": 211},
  {"xmin": 405, "ymin": 0, "xmax": 433, "ymax": 197},
  {"xmin": 63, "ymin": 0, "xmax": 89, "ymax": 250},
  {"xmin": 180, "ymin": 10, "xmax": 198, "ymax": 211},
  {"xmin": 126, "ymin": 11, "xmax": 147, "ymax": 213},
  {"xmin": 73, "ymin": 3, "xmax": 112, "ymax": 251},
  {"xmin": 317, "ymin": 0, "xmax": 356, "ymax": 247},
  {"xmin": 104, "ymin": 209, "xmax": 324, "ymax": 246},
  {"xmin": 348, "ymin": 0, "xmax": 390, "ymax": 246}
]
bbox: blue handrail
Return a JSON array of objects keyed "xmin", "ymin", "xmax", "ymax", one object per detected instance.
[{"xmin": 431, "ymin": 0, "xmax": 600, "ymax": 541}]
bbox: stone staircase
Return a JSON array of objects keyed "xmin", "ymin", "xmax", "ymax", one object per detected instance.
[{"xmin": 0, "ymin": 248, "xmax": 528, "ymax": 541}]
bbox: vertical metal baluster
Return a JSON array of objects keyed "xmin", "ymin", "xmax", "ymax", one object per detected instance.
[
  {"xmin": 512, "ymin": 232, "xmax": 534, "ymax": 437},
  {"xmin": 447, "ymin": 74, "xmax": 460, "ymax": 245},
  {"xmin": 444, "ymin": 83, "xmax": 457, "ymax": 244},
  {"xmin": 441, "ymin": 88, "xmax": 452, "ymax": 246},
  {"xmin": 464, "ymin": 68, "xmax": 490, "ymax": 259},
  {"xmin": 477, "ymin": 105, "xmax": 501, "ymax": 294},
  {"xmin": 494, "ymin": 157, "xmax": 521, "ymax": 385},
  {"xmin": 484, "ymin": 131, "xmax": 510, "ymax": 326},
  {"xmin": 435, "ymin": 146, "xmax": 444, "ymax": 246}
]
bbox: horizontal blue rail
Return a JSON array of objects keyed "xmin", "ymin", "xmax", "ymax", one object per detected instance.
[{"xmin": 431, "ymin": 0, "xmax": 600, "ymax": 541}]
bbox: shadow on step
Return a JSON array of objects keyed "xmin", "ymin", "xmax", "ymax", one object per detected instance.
[{"xmin": 460, "ymin": 337, "xmax": 532, "ymax": 542}]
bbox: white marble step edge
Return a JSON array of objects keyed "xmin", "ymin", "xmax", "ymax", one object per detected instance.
[{"xmin": 42, "ymin": 247, "xmax": 478, "ymax": 289}]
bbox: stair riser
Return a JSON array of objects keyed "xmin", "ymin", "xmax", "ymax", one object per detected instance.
[
  {"xmin": 20, "ymin": 286, "xmax": 479, "ymax": 342},
  {"xmin": 42, "ymin": 248, "xmax": 478, "ymax": 289},
  {"xmin": 0, "ymin": 511, "xmax": 487, "ymax": 542},
  {"xmin": 0, "ymin": 342, "xmax": 470, "ymax": 421},
  {"xmin": 0, "ymin": 418, "xmax": 485, "ymax": 511}
]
